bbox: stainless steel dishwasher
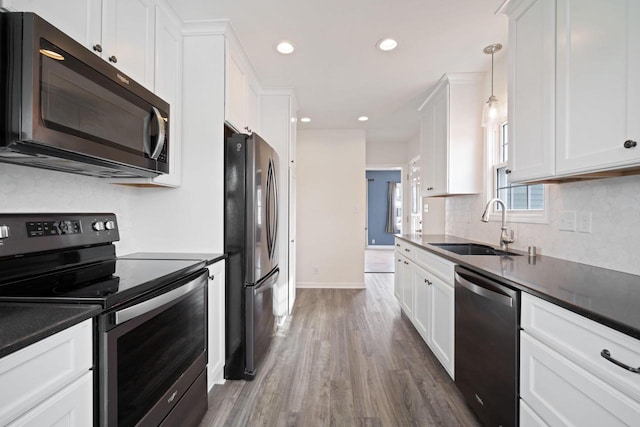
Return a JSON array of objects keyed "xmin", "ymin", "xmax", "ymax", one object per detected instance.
[{"xmin": 454, "ymin": 265, "xmax": 520, "ymax": 427}]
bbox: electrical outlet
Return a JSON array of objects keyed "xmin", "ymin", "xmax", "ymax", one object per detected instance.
[
  {"xmin": 559, "ymin": 211, "xmax": 577, "ymax": 231},
  {"xmin": 577, "ymin": 211, "xmax": 592, "ymax": 233},
  {"xmin": 372, "ymin": 239, "xmax": 376, "ymax": 244},
  {"xmin": 423, "ymin": 204, "xmax": 429, "ymax": 213},
  {"xmin": 313, "ymin": 267, "xmax": 319, "ymax": 275}
]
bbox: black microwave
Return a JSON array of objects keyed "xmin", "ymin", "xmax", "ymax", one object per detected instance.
[{"xmin": 0, "ymin": 12, "xmax": 169, "ymax": 178}]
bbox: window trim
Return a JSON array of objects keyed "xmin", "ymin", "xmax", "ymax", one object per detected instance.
[{"xmin": 485, "ymin": 121, "xmax": 550, "ymax": 224}]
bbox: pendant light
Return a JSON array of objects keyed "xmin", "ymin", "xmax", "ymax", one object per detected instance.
[{"xmin": 481, "ymin": 43, "xmax": 505, "ymax": 127}]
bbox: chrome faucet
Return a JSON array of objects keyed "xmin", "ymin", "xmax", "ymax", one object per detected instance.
[{"xmin": 481, "ymin": 198, "xmax": 514, "ymax": 251}]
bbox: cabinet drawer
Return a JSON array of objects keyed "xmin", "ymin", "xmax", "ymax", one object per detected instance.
[
  {"xmin": 520, "ymin": 399, "xmax": 548, "ymax": 427},
  {"xmin": 394, "ymin": 238, "xmax": 416, "ymax": 261},
  {"xmin": 0, "ymin": 320, "xmax": 93, "ymax": 425},
  {"xmin": 521, "ymin": 332, "xmax": 640, "ymax": 426},
  {"xmin": 522, "ymin": 293, "xmax": 640, "ymax": 403},
  {"xmin": 7, "ymin": 371, "xmax": 93, "ymax": 427},
  {"xmin": 414, "ymin": 247, "xmax": 454, "ymax": 284}
]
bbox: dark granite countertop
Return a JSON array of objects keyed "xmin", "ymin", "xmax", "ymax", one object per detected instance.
[
  {"xmin": 396, "ymin": 234, "xmax": 640, "ymax": 340},
  {"xmin": 0, "ymin": 303, "xmax": 101, "ymax": 359},
  {"xmin": 120, "ymin": 252, "xmax": 226, "ymax": 265}
]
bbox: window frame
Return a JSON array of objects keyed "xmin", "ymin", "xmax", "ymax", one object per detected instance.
[{"xmin": 486, "ymin": 121, "xmax": 549, "ymax": 224}]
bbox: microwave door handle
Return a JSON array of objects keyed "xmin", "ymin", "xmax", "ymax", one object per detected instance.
[{"xmin": 149, "ymin": 106, "xmax": 166, "ymax": 160}]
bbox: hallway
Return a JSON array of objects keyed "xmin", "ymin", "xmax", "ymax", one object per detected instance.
[{"xmin": 200, "ymin": 274, "xmax": 479, "ymax": 426}]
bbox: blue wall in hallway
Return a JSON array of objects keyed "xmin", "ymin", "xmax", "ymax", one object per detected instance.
[{"xmin": 367, "ymin": 170, "xmax": 401, "ymax": 246}]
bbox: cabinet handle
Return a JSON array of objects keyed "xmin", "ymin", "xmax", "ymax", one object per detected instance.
[
  {"xmin": 600, "ymin": 349, "xmax": 640, "ymax": 373},
  {"xmin": 404, "ymin": 261, "xmax": 409, "ymax": 265},
  {"xmin": 505, "ymin": 169, "xmax": 512, "ymax": 174},
  {"xmin": 404, "ymin": 248, "xmax": 410, "ymax": 252},
  {"xmin": 623, "ymin": 140, "xmax": 637, "ymax": 149},
  {"xmin": 396, "ymin": 244, "xmax": 400, "ymax": 247},
  {"xmin": 108, "ymin": 55, "xmax": 118, "ymax": 63},
  {"xmin": 93, "ymin": 44, "xmax": 102, "ymax": 53},
  {"xmin": 398, "ymin": 259, "xmax": 402, "ymax": 262},
  {"xmin": 427, "ymin": 187, "xmax": 434, "ymax": 191},
  {"xmin": 208, "ymin": 274, "xmax": 215, "ymax": 281}
]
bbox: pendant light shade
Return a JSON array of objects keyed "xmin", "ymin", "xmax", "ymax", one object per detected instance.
[{"xmin": 481, "ymin": 43, "xmax": 505, "ymax": 127}]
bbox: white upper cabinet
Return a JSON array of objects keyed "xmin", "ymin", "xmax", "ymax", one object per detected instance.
[
  {"xmin": 1, "ymin": 0, "xmax": 156, "ymax": 89},
  {"xmin": 101, "ymin": 0, "xmax": 156, "ymax": 89},
  {"xmin": 0, "ymin": 0, "xmax": 102, "ymax": 47},
  {"xmin": 419, "ymin": 73, "xmax": 484, "ymax": 197},
  {"xmin": 555, "ymin": 0, "xmax": 640, "ymax": 175},
  {"xmin": 502, "ymin": 0, "xmax": 640, "ymax": 181},
  {"xmin": 505, "ymin": 0, "xmax": 556, "ymax": 182},
  {"xmin": 225, "ymin": 42, "xmax": 261, "ymax": 135}
]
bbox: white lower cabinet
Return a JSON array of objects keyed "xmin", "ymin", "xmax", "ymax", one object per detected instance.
[
  {"xmin": 0, "ymin": 320, "xmax": 93, "ymax": 426},
  {"xmin": 520, "ymin": 399, "xmax": 548, "ymax": 427},
  {"xmin": 207, "ymin": 259, "xmax": 226, "ymax": 391},
  {"xmin": 394, "ymin": 238, "xmax": 455, "ymax": 378},
  {"xmin": 520, "ymin": 294, "xmax": 640, "ymax": 426}
]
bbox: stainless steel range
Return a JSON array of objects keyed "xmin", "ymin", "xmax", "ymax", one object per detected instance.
[{"xmin": 0, "ymin": 213, "xmax": 208, "ymax": 427}]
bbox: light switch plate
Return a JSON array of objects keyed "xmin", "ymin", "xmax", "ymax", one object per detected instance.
[
  {"xmin": 559, "ymin": 211, "xmax": 577, "ymax": 231},
  {"xmin": 577, "ymin": 211, "xmax": 592, "ymax": 233}
]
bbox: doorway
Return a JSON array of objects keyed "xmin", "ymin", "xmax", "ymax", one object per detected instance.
[{"xmin": 365, "ymin": 169, "xmax": 402, "ymax": 273}]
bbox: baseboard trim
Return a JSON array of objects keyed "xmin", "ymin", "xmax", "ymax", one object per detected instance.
[
  {"xmin": 366, "ymin": 245, "xmax": 395, "ymax": 250},
  {"xmin": 297, "ymin": 282, "xmax": 366, "ymax": 289}
]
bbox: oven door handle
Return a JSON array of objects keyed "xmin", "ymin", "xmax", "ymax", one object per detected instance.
[{"xmin": 115, "ymin": 278, "xmax": 202, "ymax": 325}]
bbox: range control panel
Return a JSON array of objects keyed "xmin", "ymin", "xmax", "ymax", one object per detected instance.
[{"xmin": 0, "ymin": 213, "xmax": 119, "ymax": 258}]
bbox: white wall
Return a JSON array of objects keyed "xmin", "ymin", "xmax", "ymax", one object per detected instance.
[
  {"xmin": 129, "ymin": 32, "xmax": 225, "ymax": 254},
  {"xmin": 445, "ymin": 53, "xmax": 640, "ymax": 276},
  {"xmin": 365, "ymin": 139, "xmax": 407, "ymax": 166},
  {"xmin": 297, "ymin": 129, "xmax": 366, "ymax": 288},
  {"xmin": 0, "ymin": 164, "xmax": 141, "ymax": 255}
]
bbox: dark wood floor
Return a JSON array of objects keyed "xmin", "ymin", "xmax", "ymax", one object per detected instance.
[{"xmin": 199, "ymin": 273, "xmax": 480, "ymax": 426}]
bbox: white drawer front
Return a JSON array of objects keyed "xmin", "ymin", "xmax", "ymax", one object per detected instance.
[
  {"xmin": 7, "ymin": 371, "xmax": 93, "ymax": 427},
  {"xmin": 414, "ymin": 247, "xmax": 454, "ymax": 284},
  {"xmin": 0, "ymin": 320, "xmax": 93, "ymax": 425},
  {"xmin": 394, "ymin": 238, "xmax": 416, "ymax": 261},
  {"xmin": 521, "ymin": 332, "xmax": 640, "ymax": 426},
  {"xmin": 520, "ymin": 399, "xmax": 548, "ymax": 427},
  {"xmin": 522, "ymin": 293, "xmax": 640, "ymax": 403}
]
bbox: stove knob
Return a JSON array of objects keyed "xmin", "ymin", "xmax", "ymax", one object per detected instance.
[
  {"xmin": 104, "ymin": 220, "xmax": 116, "ymax": 230},
  {"xmin": 92, "ymin": 221, "xmax": 105, "ymax": 231},
  {"xmin": 0, "ymin": 225, "xmax": 9, "ymax": 239}
]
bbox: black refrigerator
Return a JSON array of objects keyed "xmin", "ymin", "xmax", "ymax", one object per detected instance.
[{"xmin": 224, "ymin": 129, "xmax": 279, "ymax": 380}]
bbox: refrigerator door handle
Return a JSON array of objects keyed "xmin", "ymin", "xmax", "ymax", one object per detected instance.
[{"xmin": 254, "ymin": 269, "xmax": 279, "ymax": 294}]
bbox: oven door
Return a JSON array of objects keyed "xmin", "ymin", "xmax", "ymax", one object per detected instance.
[{"xmin": 98, "ymin": 269, "xmax": 207, "ymax": 427}]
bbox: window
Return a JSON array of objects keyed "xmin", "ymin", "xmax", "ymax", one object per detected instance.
[{"xmin": 490, "ymin": 123, "xmax": 547, "ymax": 222}]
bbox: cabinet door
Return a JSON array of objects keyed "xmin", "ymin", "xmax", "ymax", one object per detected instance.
[
  {"xmin": 432, "ymin": 86, "xmax": 448, "ymax": 195},
  {"xmin": 7, "ymin": 372, "xmax": 93, "ymax": 427},
  {"xmin": 555, "ymin": 0, "xmax": 640, "ymax": 175},
  {"xmin": 429, "ymin": 275, "xmax": 454, "ymax": 378},
  {"xmin": 102, "ymin": 0, "xmax": 155, "ymax": 89},
  {"xmin": 152, "ymin": 5, "xmax": 182, "ymax": 187},
  {"xmin": 520, "ymin": 332, "xmax": 640, "ymax": 426},
  {"xmin": 393, "ymin": 253, "xmax": 404, "ymax": 302},
  {"xmin": 207, "ymin": 260, "xmax": 226, "ymax": 391},
  {"xmin": 507, "ymin": 0, "xmax": 556, "ymax": 182},
  {"xmin": 1, "ymin": 0, "xmax": 102, "ymax": 50},
  {"xmin": 225, "ymin": 52, "xmax": 246, "ymax": 132},
  {"xmin": 420, "ymin": 104, "xmax": 437, "ymax": 195},
  {"xmin": 401, "ymin": 259, "xmax": 414, "ymax": 320},
  {"xmin": 412, "ymin": 265, "xmax": 431, "ymax": 341}
]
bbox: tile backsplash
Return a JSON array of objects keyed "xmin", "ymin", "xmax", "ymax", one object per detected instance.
[
  {"xmin": 0, "ymin": 163, "xmax": 140, "ymax": 255},
  {"xmin": 446, "ymin": 174, "xmax": 640, "ymax": 275}
]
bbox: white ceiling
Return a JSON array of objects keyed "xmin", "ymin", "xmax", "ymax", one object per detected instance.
[{"xmin": 168, "ymin": 0, "xmax": 508, "ymax": 146}]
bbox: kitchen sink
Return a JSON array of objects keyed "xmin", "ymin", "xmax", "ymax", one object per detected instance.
[{"xmin": 429, "ymin": 243, "xmax": 520, "ymax": 256}]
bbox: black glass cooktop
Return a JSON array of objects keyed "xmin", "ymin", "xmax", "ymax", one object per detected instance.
[{"xmin": 0, "ymin": 258, "xmax": 205, "ymax": 309}]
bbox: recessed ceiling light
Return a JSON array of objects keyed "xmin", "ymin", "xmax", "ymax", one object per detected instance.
[
  {"xmin": 376, "ymin": 38, "xmax": 398, "ymax": 51},
  {"xmin": 276, "ymin": 41, "xmax": 295, "ymax": 55},
  {"xmin": 300, "ymin": 117, "xmax": 311, "ymax": 123},
  {"xmin": 358, "ymin": 116, "xmax": 369, "ymax": 122}
]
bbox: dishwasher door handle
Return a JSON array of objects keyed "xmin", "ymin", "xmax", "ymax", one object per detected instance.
[{"xmin": 455, "ymin": 273, "xmax": 513, "ymax": 307}]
